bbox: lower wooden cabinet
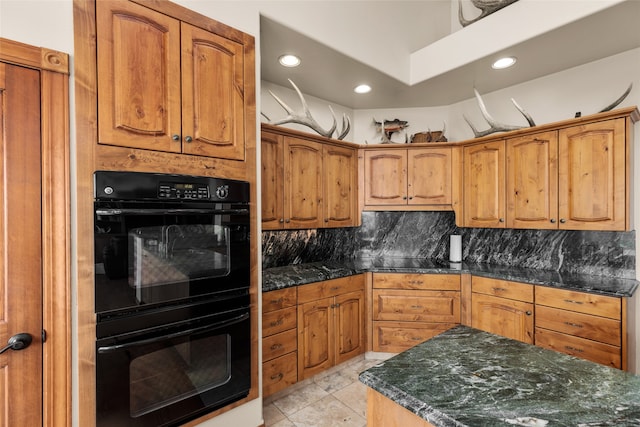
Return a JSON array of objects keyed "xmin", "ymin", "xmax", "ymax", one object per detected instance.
[
  {"xmin": 297, "ymin": 275, "xmax": 365, "ymax": 380},
  {"xmin": 471, "ymin": 276, "xmax": 534, "ymax": 344},
  {"xmin": 535, "ymin": 286, "xmax": 623, "ymax": 369},
  {"xmin": 372, "ymin": 273, "xmax": 461, "ymax": 352}
]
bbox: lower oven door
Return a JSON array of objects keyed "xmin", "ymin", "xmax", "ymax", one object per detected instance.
[{"xmin": 96, "ymin": 307, "xmax": 251, "ymax": 427}]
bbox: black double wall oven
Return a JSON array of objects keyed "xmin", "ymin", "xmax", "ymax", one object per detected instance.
[{"xmin": 93, "ymin": 171, "xmax": 251, "ymax": 427}]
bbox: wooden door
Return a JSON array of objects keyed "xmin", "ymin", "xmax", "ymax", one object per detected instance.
[
  {"xmin": 284, "ymin": 137, "xmax": 323, "ymax": 228},
  {"xmin": 261, "ymin": 131, "xmax": 284, "ymax": 229},
  {"xmin": 463, "ymin": 141, "xmax": 506, "ymax": 227},
  {"xmin": 323, "ymin": 145, "xmax": 357, "ymax": 227},
  {"xmin": 471, "ymin": 293, "xmax": 534, "ymax": 344},
  {"xmin": 408, "ymin": 148, "xmax": 452, "ymax": 205},
  {"xmin": 335, "ymin": 290, "xmax": 365, "ymax": 364},
  {"xmin": 364, "ymin": 150, "xmax": 407, "ymax": 205},
  {"xmin": 298, "ymin": 297, "xmax": 334, "ymax": 380},
  {"xmin": 181, "ymin": 23, "xmax": 245, "ymax": 160},
  {"xmin": 558, "ymin": 119, "xmax": 626, "ymax": 230},
  {"xmin": 0, "ymin": 63, "xmax": 43, "ymax": 426},
  {"xmin": 96, "ymin": 0, "xmax": 182, "ymax": 152},
  {"xmin": 506, "ymin": 131, "xmax": 558, "ymax": 229}
]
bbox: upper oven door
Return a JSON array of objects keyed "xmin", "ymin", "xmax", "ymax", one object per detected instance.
[{"xmin": 94, "ymin": 200, "xmax": 250, "ymax": 316}]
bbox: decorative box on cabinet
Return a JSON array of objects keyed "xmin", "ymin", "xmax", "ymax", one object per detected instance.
[
  {"xmin": 363, "ymin": 148, "xmax": 455, "ymax": 210},
  {"xmin": 261, "ymin": 125, "xmax": 359, "ymax": 229},
  {"xmin": 297, "ymin": 275, "xmax": 365, "ymax": 380},
  {"xmin": 372, "ymin": 273, "xmax": 461, "ymax": 353},
  {"xmin": 471, "ymin": 276, "xmax": 534, "ymax": 344},
  {"xmin": 535, "ymin": 286, "xmax": 624, "ymax": 369},
  {"xmin": 96, "ymin": 0, "xmax": 247, "ymax": 160},
  {"xmin": 262, "ymin": 287, "xmax": 298, "ymax": 397}
]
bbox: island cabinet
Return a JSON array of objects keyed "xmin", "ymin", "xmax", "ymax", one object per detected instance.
[
  {"xmin": 262, "ymin": 287, "xmax": 298, "ymax": 397},
  {"xmin": 463, "ymin": 112, "xmax": 634, "ymax": 230},
  {"xmin": 297, "ymin": 275, "xmax": 365, "ymax": 380},
  {"xmin": 96, "ymin": 0, "xmax": 246, "ymax": 160},
  {"xmin": 471, "ymin": 276, "xmax": 534, "ymax": 344},
  {"xmin": 372, "ymin": 273, "xmax": 461, "ymax": 352},
  {"xmin": 535, "ymin": 286, "xmax": 624, "ymax": 369},
  {"xmin": 261, "ymin": 125, "xmax": 359, "ymax": 230},
  {"xmin": 362, "ymin": 147, "xmax": 457, "ymax": 211}
]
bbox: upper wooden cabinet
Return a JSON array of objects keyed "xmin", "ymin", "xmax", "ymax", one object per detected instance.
[
  {"xmin": 261, "ymin": 125, "xmax": 359, "ymax": 229},
  {"xmin": 97, "ymin": 0, "xmax": 246, "ymax": 160},
  {"xmin": 363, "ymin": 147, "xmax": 455, "ymax": 210}
]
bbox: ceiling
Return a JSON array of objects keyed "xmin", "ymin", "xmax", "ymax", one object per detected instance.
[{"xmin": 260, "ymin": 0, "xmax": 640, "ymax": 109}]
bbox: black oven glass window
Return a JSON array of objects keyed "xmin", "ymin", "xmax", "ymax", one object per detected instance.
[{"xmin": 129, "ymin": 334, "xmax": 231, "ymax": 418}]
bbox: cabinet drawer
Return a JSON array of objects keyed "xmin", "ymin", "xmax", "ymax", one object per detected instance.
[
  {"xmin": 262, "ymin": 306, "xmax": 297, "ymax": 336},
  {"xmin": 263, "ymin": 287, "xmax": 297, "ymax": 313},
  {"xmin": 536, "ymin": 287, "xmax": 620, "ymax": 319},
  {"xmin": 297, "ymin": 274, "xmax": 364, "ymax": 304},
  {"xmin": 535, "ymin": 328, "xmax": 621, "ymax": 369},
  {"xmin": 373, "ymin": 273, "xmax": 460, "ymax": 290},
  {"xmin": 262, "ymin": 328, "xmax": 297, "ymax": 362},
  {"xmin": 263, "ymin": 352, "xmax": 297, "ymax": 397},
  {"xmin": 373, "ymin": 321, "xmax": 456, "ymax": 353},
  {"xmin": 472, "ymin": 276, "xmax": 534, "ymax": 302},
  {"xmin": 535, "ymin": 305, "xmax": 620, "ymax": 346},
  {"xmin": 373, "ymin": 290, "xmax": 460, "ymax": 322}
]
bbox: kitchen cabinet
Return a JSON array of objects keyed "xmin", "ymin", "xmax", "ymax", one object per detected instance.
[
  {"xmin": 363, "ymin": 148, "xmax": 454, "ymax": 210},
  {"xmin": 262, "ymin": 287, "xmax": 298, "ymax": 397},
  {"xmin": 97, "ymin": 0, "xmax": 245, "ymax": 160},
  {"xmin": 261, "ymin": 125, "xmax": 359, "ymax": 229},
  {"xmin": 471, "ymin": 276, "xmax": 534, "ymax": 344},
  {"xmin": 297, "ymin": 275, "xmax": 365, "ymax": 380},
  {"xmin": 463, "ymin": 141, "xmax": 506, "ymax": 227},
  {"xmin": 535, "ymin": 286, "xmax": 623, "ymax": 369},
  {"xmin": 372, "ymin": 273, "xmax": 461, "ymax": 352}
]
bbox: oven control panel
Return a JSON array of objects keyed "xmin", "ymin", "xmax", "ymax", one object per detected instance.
[{"xmin": 158, "ymin": 182, "xmax": 209, "ymax": 199}]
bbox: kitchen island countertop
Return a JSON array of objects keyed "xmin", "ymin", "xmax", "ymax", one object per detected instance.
[
  {"xmin": 359, "ymin": 325, "xmax": 640, "ymax": 426},
  {"xmin": 262, "ymin": 258, "xmax": 638, "ymax": 297}
]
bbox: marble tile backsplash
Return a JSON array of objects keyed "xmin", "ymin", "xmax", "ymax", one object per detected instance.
[{"xmin": 262, "ymin": 211, "xmax": 636, "ymax": 279}]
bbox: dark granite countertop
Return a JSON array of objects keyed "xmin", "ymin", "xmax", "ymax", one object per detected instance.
[
  {"xmin": 262, "ymin": 258, "xmax": 638, "ymax": 297},
  {"xmin": 359, "ymin": 325, "xmax": 640, "ymax": 427}
]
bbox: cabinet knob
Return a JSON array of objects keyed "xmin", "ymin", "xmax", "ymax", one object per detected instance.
[
  {"xmin": 285, "ymin": 219, "xmax": 290, "ymax": 223},
  {"xmin": 185, "ymin": 135, "xmax": 193, "ymax": 143},
  {"xmin": 279, "ymin": 218, "xmax": 284, "ymax": 223},
  {"xmin": 499, "ymin": 218, "xmax": 505, "ymax": 223},
  {"xmin": 525, "ymin": 311, "xmax": 532, "ymax": 316},
  {"xmin": 402, "ymin": 196, "xmax": 407, "ymax": 200},
  {"xmin": 172, "ymin": 134, "xmax": 180, "ymax": 141},
  {"xmin": 409, "ymin": 196, "xmax": 413, "ymax": 200},
  {"xmin": 324, "ymin": 218, "xmax": 329, "ymax": 223},
  {"xmin": 559, "ymin": 218, "xmax": 566, "ymax": 223},
  {"xmin": 550, "ymin": 218, "xmax": 556, "ymax": 223}
]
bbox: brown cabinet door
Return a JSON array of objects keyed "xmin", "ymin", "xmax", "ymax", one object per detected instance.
[
  {"xmin": 284, "ymin": 137, "xmax": 323, "ymax": 228},
  {"xmin": 181, "ymin": 23, "xmax": 245, "ymax": 160},
  {"xmin": 364, "ymin": 150, "xmax": 407, "ymax": 205},
  {"xmin": 298, "ymin": 297, "xmax": 334, "ymax": 380},
  {"xmin": 558, "ymin": 118, "xmax": 626, "ymax": 230},
  {"xmin": 261, "ymin": 131, "xmax": 284, "ymax": 229},
  {"xmin": 408, "ymin": 148, "xmax": 452, "ymax": 205},
  {"xmin": 506, "ymin": 131, "xmax": 558, "ymax": 229},
  {"xmin": 323, "ymin": 145, "xmax": 358, "ymax": 227},
  {"xmin": 471, "ymin": 293, "xmax": 533, "ymax": 343},
  {"xmin": 97, "ymin": 0, "xmax": 181, "ymax": 152},
  {"xmin": 463, "ymin": 141, "xmax": 506, "ymax": 227},
  {"xmin": 335, "ymin": 290, "xmax": 365, "ymax": 364}
]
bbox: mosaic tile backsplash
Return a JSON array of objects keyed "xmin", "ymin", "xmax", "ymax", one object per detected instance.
[{"xmin": 262, "ymin": 211, "xmax": 636, "ymax": 279}]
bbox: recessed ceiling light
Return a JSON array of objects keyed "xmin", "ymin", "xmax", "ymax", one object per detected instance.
[
  {"xmin": 278, "ymin": 54, "xmax": 301, "ymax": 67},
  {"xmin": 354, "ymin": 84, "xmax": 371, "ymax": 94},
  {"xmin": 492, "ymin": 56, "xmax": 517, "ymax": 69}
]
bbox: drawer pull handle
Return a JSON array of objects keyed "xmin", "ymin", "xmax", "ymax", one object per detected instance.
[
  {"xmin": 270, "ymin": 297, "xmax": 284, "ymax": 305},
  {"xmin": 270, "ymin": 319, "xmax": 284, "ymax": 327},
  {"xmin": 330, "ymin": 286, "xmax": 340, "ymax": 291},
  {"xmin": 565, "ymin": 346, "xmax": 584, "ymax": 353},
  {"xmin": 410, "ymin": 305, "xmax": 423, "ymax": 309},
  {"xmin": 270, "ymin": 344, "xmax": 283, "ymax": 350},
  {"xmin": 564, "ymin": 299, "xmax": 584, "ymax": 305},
  {"xmin": 411, "ymin": 337, "xmax": 423, "ymax": 341},
  {"xmin": 565, "ymin": 322, "xmax": 583, "ymax": 328},
  {"xmin": 492, "ymin": 287, "xmax": 507, "ymax": 292},
  {"xmin": 270, "ymin": 373, "xmax": 284, "ymax": 381},
  {"xmin": 409, "ymin": 280, "xmax": 424, "ymax": 285}
]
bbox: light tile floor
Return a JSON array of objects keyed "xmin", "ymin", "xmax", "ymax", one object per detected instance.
[{"xmin": 263, "ymin": 354, "xmax": 391, "ymax": 427}]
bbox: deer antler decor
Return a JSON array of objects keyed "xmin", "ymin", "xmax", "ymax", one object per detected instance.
[
  {"xmin": 463, "ymin": 88, "xmax": 536, "ymax": 138},
  {"xmin": 599, "ymin": 83, "xmax": 633, "ymax": 113},
  {"xmin": 459, "ymin": 0, "xmax": 519, "ymax": 27},
  {"xmin": 263, "ymin": 79, "xmax": 351, "ymax": 140}
]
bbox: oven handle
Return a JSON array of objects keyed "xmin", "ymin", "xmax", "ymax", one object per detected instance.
[
  {"xmin": 95, "ymin": 208, "xmax": 249, "ymax": 215},
  {"xmin": 97, "ymin": 312, "xmax": 249, "ymax": 354}
]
